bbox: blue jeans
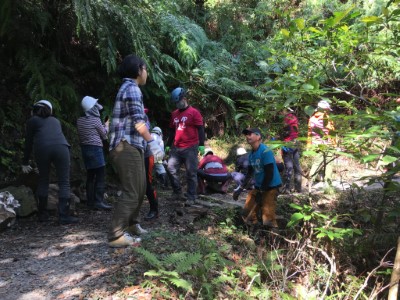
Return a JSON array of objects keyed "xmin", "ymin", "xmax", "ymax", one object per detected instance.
[
  {"xmin": 282, "ymin": 147, "xmax": 302, "ymax": 192},
  {"xmin": 81, "ymin": 145, "xmax": 105, "ymax": 169},
  {"xmin": 167, "ymin": 145, "xmax": 198, "ymax": 201}
]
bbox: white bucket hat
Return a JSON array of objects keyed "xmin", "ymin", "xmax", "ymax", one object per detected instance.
[
  {"xmin": 81, "ymin": 96, "xmax": 102, "ymax": 112},
  {"xmin": 317, "ymin": 100, "xmax": 332, "ymax": 111}
]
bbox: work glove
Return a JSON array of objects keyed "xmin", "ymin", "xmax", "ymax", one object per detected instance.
[
  {"xmin": 148, "ymin": 140, "xmax": 164, "ymax": 162},
  {"xmin": 198, "ymin": 145, "xmax": 205, "ymax": 156},
  {"xmin": 233, "ymin": 186, "xmax": 244, "ymax": 201},
  {"xmin": 22, "ymin": 165, "xmax": 33, "ymax": 174},
  {"xmin": 255, "ymin": 189, "xmax": 263, "ymax": 205}
]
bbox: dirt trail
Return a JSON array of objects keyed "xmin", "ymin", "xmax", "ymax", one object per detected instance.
[
  {"xmin": 0, "ymin": 194, "xmax": 182, "ymax": 300},
  {"xmin": 0, "ymin": 168, "xmax": 396, "ymax": 300}
]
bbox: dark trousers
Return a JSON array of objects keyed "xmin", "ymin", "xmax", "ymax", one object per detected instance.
[
  {"xmin": 197, "ymin": 170, "xmax": 231, "ymax": 193},
  {"xmin": 86, "ymin": 166, "xmax": 105, "ymax": 205},
  {"xmin": 167, "ymin": 145, "xmax": 198, "ymax": 201},
  {"xmin": 282, "ymin": 148, "xmax": 302, "ymax": 192},
  {"xmin": 35, "ymin": 144, "xmax": 70, "ymax": 199}
]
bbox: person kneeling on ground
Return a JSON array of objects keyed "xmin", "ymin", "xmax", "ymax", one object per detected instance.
[
  {"xmin": 197, "ymin": 148, "xmax": 231, "ymax": 194},
  {"xmin": 233, "ymin": 128, "xmax": 282, "ymax": 229}
]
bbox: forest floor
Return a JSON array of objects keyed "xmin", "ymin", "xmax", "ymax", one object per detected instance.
[{"xmin": 0, "ymin": 164, "xmax": 399, "ymax": 300}]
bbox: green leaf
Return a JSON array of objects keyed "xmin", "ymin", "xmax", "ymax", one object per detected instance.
[
  {"xmin": 289, "ymin": 203, "xmax": 303, "ymax": 210},
  {"xmin": 301, "ymin": 84, "xmax": 314, "ymax": 90},
  {"xmin": 287, "ymin": 212, "xmax": 304, "ymax": 227},
  {"xmin": 308, "ymin": 27, "xmax": 322, "ymax": 34},
  {"xmin": 169, "ymin": 278, "xmax": 193, "ymax": 291},
  {"xmin": 304, "ymin": 105, "xmax": 316, "ymax": 116},
  {"xmin": 361, "ymin": 154, "xmax": 380, "ymax": 163},
  {"xmin": 360, "ymin": 16, "xmax": 382, "ymax": 24},
  {"xmin": 281, "ymin": 28, "xmax": 290, "ymax": 37},
  {"xmin": 381, "ymin": 155, "xmax": 397, "ymax": 165},
  {"xmin": 144, "ymin": 270, "xmax": 161, "ymax": 277},
  {"xmin": 294, "ymin": 18, "xmax": 305, "ymax": 30}
]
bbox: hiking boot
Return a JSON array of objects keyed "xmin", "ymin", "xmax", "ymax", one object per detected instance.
[
  {"xmin": 128, "ymin": 224, "xmax": 148, "ymax": 235},
  {"xmin": 58, "ymin": 198, "xmax": 78, "ymax": 225},
  {"xmin": 144, "ymin": 210, "xmax": 159, "ymax": 220},
  {"xmin": 109, "ymin": 232, "xmax": 141, "ymax": 248}
]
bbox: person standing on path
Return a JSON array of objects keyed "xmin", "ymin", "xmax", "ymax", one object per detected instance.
[
  {"xmin": 307, "ymin": 100, "xmax": 336, "ymax": 188},
  {"xmin": 233, "ymin": 128, "xmax": 282, "ymax": 228},
  {"xmin": 166, "ymin": 87, "xmax": 205, "ymax": 206},
  {"xmin": 281, "ymin": 108, "xmax": 303, "ymax": 193},
  {"xmin": 22, "ymin": 100, "xmax": 78, "ymax": 224},
  {"xmin": 77, "ymin": 96, "xmax": 112, "ymax": 210},
  {"xmin": 150, "ymin": 126, "xmax": 169, "ymax": 189},
  {"xmin": 143, "ymin": 111, "xmax": 161, "ymax": 221},
  {"xmin": 107, "ymin": 54, "xmax": 164, "ymax": 248}
]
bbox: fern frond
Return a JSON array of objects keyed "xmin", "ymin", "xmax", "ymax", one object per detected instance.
[
  {"xmin": 135, "ymin": 247, "xmax": 162, "ymax": 268},
  {"xmin": 163, "ymin": 251, "xmax": 190, "ymax": 267},
  {"xmin": 168, "ymin": 278, "xmax": 193, "ymax": 292},
  {"xmin": 160, "ymin": 13, "xmax": 208, "ymax": 67},
  {"xmin": 175, "ymin": 252, "xmax": 202, "ymax": 273}
]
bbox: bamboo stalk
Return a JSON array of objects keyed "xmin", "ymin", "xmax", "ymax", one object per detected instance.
[{"xmin": 388, "ymin": 237, "xmax": 400, "ymax": 300}]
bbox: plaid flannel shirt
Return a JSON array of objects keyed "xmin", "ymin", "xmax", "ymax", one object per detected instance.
[{"xmin": 109, "ymin": 78, "xmax": 147, "ymax": 151}]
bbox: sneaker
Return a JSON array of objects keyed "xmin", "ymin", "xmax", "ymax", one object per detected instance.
[
  {"xmin": 128, "ymin": 224, "xmax": 148, "ymax": 235},
  {"xmin": 109, "ymin": 232, "xmax": 141, "ymax": 248}
]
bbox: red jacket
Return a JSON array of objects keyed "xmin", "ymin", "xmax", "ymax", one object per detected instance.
[{"xmin": 198, "ymin": 154, "xmax": 228, "ymax": 175}]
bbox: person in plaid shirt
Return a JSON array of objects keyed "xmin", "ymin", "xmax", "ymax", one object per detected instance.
[{"xmin": 108, "ymin": 54, "xmax": 163, "ymax": 248}]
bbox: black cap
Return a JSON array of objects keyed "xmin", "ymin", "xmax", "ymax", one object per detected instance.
[{"xmin": 242, "ymin": 128, "xmax": 263, "ymax": 137}]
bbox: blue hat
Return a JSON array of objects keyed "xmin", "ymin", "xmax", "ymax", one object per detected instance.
[{"xmin": 171, "ymin": 87, "xmax": 186, "ymax": 103}]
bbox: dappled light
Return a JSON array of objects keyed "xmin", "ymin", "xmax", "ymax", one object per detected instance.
[{"xmin": 0, "ymin": 0, "xmax": 399, "ymax": 298}]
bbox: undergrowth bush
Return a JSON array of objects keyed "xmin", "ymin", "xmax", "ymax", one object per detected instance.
[{"xmin": 130, "ymin": 195, "xmax": 398, "ymax": 299}]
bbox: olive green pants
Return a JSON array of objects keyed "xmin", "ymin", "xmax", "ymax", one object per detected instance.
[
  {"xmin": 309, "ymin": 152, "xmax": 334, "ymax": 184},
  {"xmin": 108, "ymin": 141, "xmax": 146, "ymax": 242}
]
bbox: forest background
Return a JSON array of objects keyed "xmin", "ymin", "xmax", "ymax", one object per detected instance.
[{"xmin": 0, "ymin": 0, "xmax": 400, "ymax": 299}]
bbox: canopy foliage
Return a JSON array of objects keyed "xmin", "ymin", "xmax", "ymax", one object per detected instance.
[{"xmin": 0, "ymin": 0, "xmax": 399, "ymax": 185}]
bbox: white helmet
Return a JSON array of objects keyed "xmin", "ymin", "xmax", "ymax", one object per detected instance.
[
  {"xmin": 151, "ymin": 126, "xmax": 162, "ymax": 135},
  {"xmin": 204, "ymin": 147, "xmax": 213, "ymax": 156},
  {"xmin": 81, "ymin": 96, "xmax": 99, "ymax": 112},
  {"xmin": 34, "ymin": 100, "xmax": 53, "ymax": 113},
  {"xmin": 236, "ymin": 147, "xmax": 247, "ymax": 156}
]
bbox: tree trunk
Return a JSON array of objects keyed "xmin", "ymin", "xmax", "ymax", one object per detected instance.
[{"xmin": 388, "ymin": 237, "xmax": 400, "ymax": 300}]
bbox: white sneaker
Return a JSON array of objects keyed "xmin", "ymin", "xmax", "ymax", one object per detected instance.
[
  {"xmin": 109, "ymin": 232, "xmax": 141, "ymax": 248},
  {"xmin": 129, "ymin": 224, "xmax": 148, "ymax": 235}
]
